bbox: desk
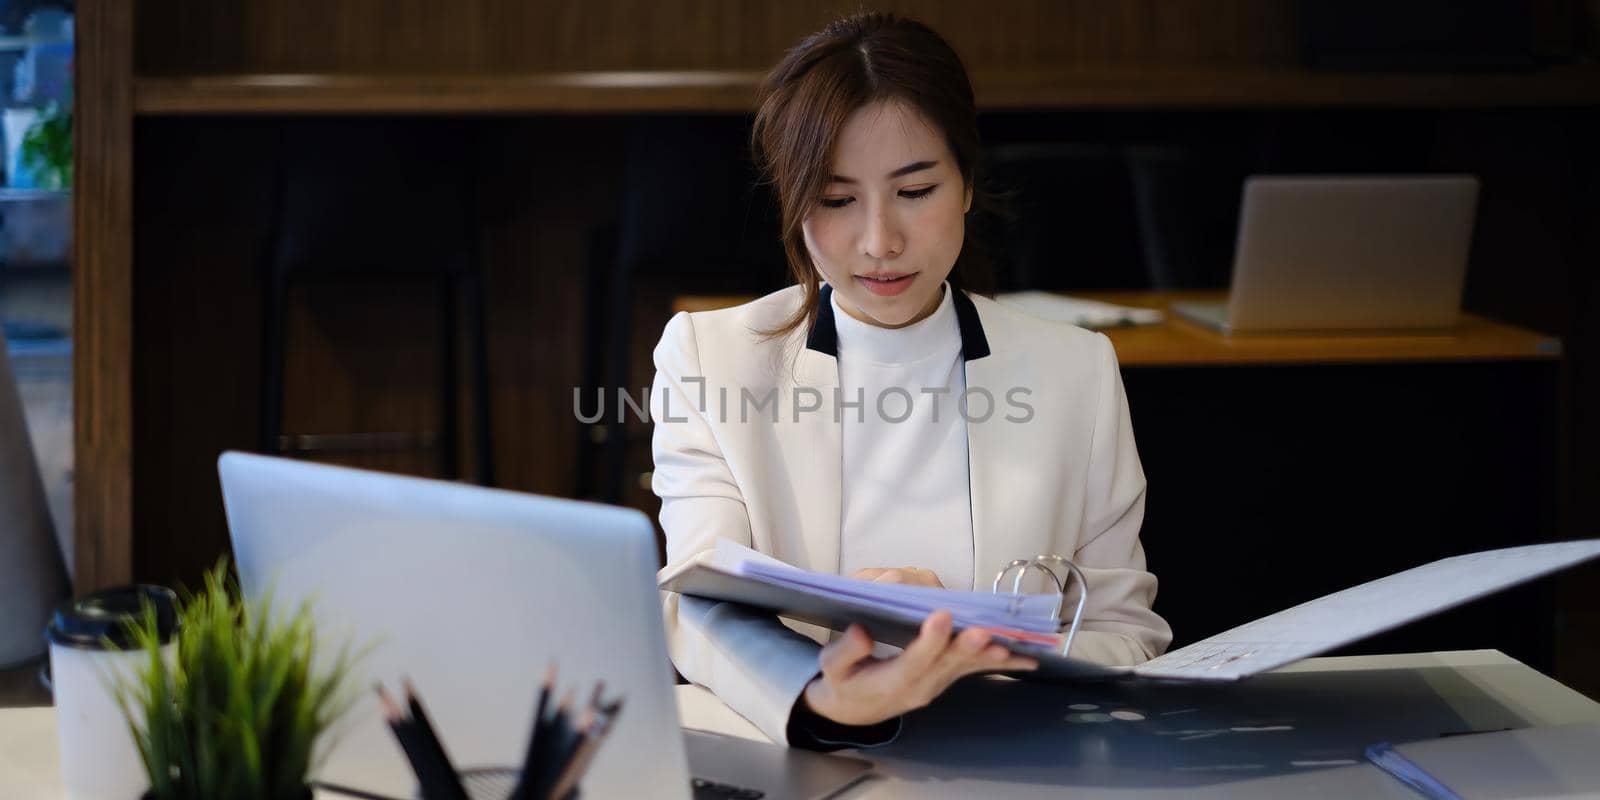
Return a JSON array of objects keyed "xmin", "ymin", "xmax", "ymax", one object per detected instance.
[
  {"xmin": 677, "ymin": 650, "xmax": 1600, "ymax": 799},
  {"xmin": 671, "ymin": 290, "xmax": 1562, "ymax": 367},
  {"xmin": 5, "ymin": 651, "xmax": 1595, "ymax": 799}
]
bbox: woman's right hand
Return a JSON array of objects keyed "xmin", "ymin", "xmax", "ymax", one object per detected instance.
[{"xmin": 800, "ymin": 610, "xmax": 1039, "ymax": 727}]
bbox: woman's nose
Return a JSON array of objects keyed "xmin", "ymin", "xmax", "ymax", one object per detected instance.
[{"xmin": 861, "ymin": 207, "xmax": 905, "ymax": 260}]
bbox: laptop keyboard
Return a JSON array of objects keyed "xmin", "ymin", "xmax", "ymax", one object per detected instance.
[{"xmin": 691, "ymin": 776, "xmax": 765, "ymax": 799}]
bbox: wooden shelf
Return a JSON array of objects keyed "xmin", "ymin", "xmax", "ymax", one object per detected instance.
[
  {"xmin": 975, "ymin": 66, "xmax": 1600, "ymax": 110},
  {"xmin": 134, "ymin": 66, "xmax": 1600, "ymax": 115},
  {"xmin": 673, "ymin": 290, "xmax": 1563, "ymax": 368},
  {"xmin": 134, "ymin": 71, "xmax": 768, "ymax": 114}
]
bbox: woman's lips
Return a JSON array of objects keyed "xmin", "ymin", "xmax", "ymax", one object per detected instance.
[{"xmin": 855, "ymin": 272, "xmax": 916, "ymax": 297}]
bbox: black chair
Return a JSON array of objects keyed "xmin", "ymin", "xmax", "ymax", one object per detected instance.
[
  {"xmin": 258, "ymin": 121, "xmax": 493, "ymax": 484},
  {"xmin": 986, "ymin": 142, "xmax": 1151, "ymax": 291},
  {"xmin": 985, "ymin": 142, "xmax": 1218, "ymax": 291},
  {"xmin": 576, "ymin": 117, "xmax": 787, "ymax": 503},
  {"xmin": 1126, "ymin": 145, "xmax": 1236, "ymax": 290}
]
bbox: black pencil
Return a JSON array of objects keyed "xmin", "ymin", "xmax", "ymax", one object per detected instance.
[
  {"xmin": 376, "ymin": 685, "xmax": 454, "ymax": 800},
  {"xmin": 547, "ymin": 692, "xmax": 602, "ymax": 800},
  {"xmin": 547, "ymin": 726, "xmax": 592, "ymax": 800},
  {"xmin": 547, "ymin": 695, "xmax": 597, "ymax": 797},
  {"xmin": 551, "ymin": 696, "xmax": 624, "ymax": 800},
  {"xmin": 512, "ymin": 663, "xmax": 558, "ymax": 799},
  {"xmin": 529, "ymin": 689, "xmax": 576, "ymax": 800},
  {"xmin": 398, "ymin": 681, "xmax": 471, "ymax": 800}
]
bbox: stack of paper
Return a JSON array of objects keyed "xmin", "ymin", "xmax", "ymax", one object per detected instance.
[
  {"xmin": 1136, "ymin": 538, "xmax": 1600, "ymax": 681},
  {"xmin": 1368, "ymin": 724, "xmax": 1600, "ymax": 799},
  {"xmin": 710, "ymin": 539, "xmax": 1064, "ymax": 645},
  {"xmin": 1366, "ymin": 742, "xmax": 1463, "ymax": 799},
  {"xmin": 995, "ymin": 291, "xmax": 1164, "ymax": 329}
]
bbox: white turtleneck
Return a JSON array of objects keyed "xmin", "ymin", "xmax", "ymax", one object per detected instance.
[{"xmin": 832, "ymin": 282, "xmax": 975, "ymax": 591}]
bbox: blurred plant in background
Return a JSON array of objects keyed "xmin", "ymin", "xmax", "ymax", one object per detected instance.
[{"xmin": 19, "ymin": 101, "xmax": 68, "ymax": 190}]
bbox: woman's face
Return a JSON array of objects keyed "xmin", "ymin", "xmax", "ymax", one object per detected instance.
[{"xmin": 802, "ymin": 99, "xmax": 972, "ymax": 328}]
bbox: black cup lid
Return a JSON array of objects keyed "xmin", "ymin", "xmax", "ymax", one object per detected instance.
[{"xmin": 45, "ymin": 585, "xmax": 180, "ymax": 650}]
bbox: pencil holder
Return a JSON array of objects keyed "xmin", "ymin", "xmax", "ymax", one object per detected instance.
[
  {"xmin": 455, "ymin": 767, "xmax": 565, "ymax": 800},
  {"xmin": 400, "ymin": 767, "xmax": 576, "ymax": 800},
  {"xmin": 381, "ymin": 666, "xmax": 620, "ymax": 800}
]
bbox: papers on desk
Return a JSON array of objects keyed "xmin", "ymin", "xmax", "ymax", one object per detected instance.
[
  {"xmin": 661, "ymin": 538, "xmax": 1600, "ymax": 684},
  {"xmin": 1368, "ymin": 724, "xmax": 1600, "ymax": 799},
  {"xmin": 1135, "ymin": 539, "xmax": 1600, "ymax": 681},
  {"xmin": 1366, "ymin": 741, "xmax": 1465, "ymax": 800},
  {"xmin": 995, "ymin": 291, "xmax": 1164, "ymax": 330}
]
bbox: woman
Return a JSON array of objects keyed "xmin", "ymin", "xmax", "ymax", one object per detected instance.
[{"xmin": 650, "ymin": 12, "xmax": 1171, "ymax": 749}]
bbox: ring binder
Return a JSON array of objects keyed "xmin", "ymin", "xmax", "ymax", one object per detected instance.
[
  {"xmin": 665, "ymin": 536, "xmax": 1600, "ymax": 682},
  {"xmin": 992, "ymin": 555, "xmax": 1088, "ymax": 657}
]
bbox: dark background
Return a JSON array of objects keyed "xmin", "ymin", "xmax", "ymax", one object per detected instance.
[{"xmin": 68, "ymin": 0, "xmax": 1600, "ymax": 698}]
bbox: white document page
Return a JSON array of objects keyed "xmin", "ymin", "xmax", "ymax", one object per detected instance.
[
  {"xmin": 1389, "ymin": 723, "xmax": 1600, "ymax": 798},
  {"xmin": 996, "ymin": 291, "xmax": 1165, "ymax": 329},
  {"xmin": 709, "ymin": 538, "xmax": 1065, "ymax": 634},
  {"xmin": 1136, "ymin": 539, "xmax": 1600, "ymax": 681}
]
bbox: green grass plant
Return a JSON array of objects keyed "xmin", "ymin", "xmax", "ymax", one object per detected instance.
[{"xmin": 114, "ymin": 561, "xmax": 363, "ymax": 800}]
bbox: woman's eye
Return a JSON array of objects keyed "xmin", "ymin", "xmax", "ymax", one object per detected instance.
[{"xmin": 818, "ymin": 186, "xmax": 933, "ymax": 208}]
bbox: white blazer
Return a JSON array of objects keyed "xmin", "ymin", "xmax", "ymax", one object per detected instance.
[{"xmin": 650, "ymin": 284, "xmax": 1171, "ymax": 744}]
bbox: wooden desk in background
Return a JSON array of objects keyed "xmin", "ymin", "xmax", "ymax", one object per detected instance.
[
  {"xmin": 673, "ymin": 289, "xmax": 1569, "ymax": 673},
  {"xmin": 672, "ymin": 290, "xmax": 1563, "ymax": 367}
]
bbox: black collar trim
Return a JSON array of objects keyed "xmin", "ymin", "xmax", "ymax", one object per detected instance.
[
  {"xmin": 804, "ymin": 283, "xmax": 840, "ymax": 357},
  {"xmin": 805, "ymin": 283, "xmax": 990, "ymax": 362}
]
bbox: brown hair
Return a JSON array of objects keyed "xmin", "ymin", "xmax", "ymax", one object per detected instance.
[{"xmin": 751, "ymin": 11, "xmax": 994, "ymax": 340}]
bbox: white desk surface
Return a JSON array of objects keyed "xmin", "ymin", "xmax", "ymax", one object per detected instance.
[{"xmin": 6, "ymin": 650, "xmax": 1598, "ymax": 799}]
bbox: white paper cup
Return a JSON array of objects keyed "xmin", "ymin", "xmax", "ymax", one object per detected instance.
[{"xmin": 46, "ymin": 586, "xmax": 178, "ymax": 800}]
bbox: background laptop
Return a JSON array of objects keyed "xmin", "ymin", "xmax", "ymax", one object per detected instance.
[
  {"xmin": 1173, "ymin": 175, "xmax": 1479, "ymax": 335},
  {"xmin": 219, "ymin": 452, "xmax": 870, "ymax": 800}
]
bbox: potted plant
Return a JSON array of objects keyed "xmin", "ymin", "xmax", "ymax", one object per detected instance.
[
  {"xmin": 20, "ymin": 101, "xmax": 70, "ymax": 190},
  {"xmin": 115, "ymin": 561, "xmax": 363, "ymax": 800}
]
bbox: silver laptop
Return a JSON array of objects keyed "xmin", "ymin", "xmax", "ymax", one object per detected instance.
[
  {"xmin": 219, "ymin": 452, "xmax": 871, "ymax": 800},
  {"xmin": 1173, "ymin": 175, "xmax": 1479, "ymax": 334}
]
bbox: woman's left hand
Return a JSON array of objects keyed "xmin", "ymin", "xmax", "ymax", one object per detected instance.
[{"xmin": 849, "ymin": 567, "xmax": 944, "ymax": 588}]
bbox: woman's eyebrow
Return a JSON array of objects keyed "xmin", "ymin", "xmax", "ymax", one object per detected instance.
[{"xmin": 828, "ymin": 160, "xmax": 939, "ymax": 184}]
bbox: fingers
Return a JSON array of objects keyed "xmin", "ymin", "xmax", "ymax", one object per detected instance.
[
  {"xmin": 820, "ymin": 613, "xmax": 1040, "ymax": 721},
  {"xmin": 978, "ymin": 643, "xmax": 1039, "ymax": 673},
  {"xmin": 850, "ymin": 567, "xmax": 944, "ymax": 589},
  {"xmin": 876, "ymin": 567, "xmax": 941, "ymax": 588},
  {"xmin": 905, "ymin": 568, "xmax": 944, "ymax": 589},
  {"xmin": 818, "ymin": 624, "xmax": 874, "ymax": 684},
  {"xmin": 893, "ymin": 610, "xmax": 954, "ymax": 678},
  {"xmin": 889, "ymin": 611, "xmax": 971, "ymax": 703},
  {"xmin": 1001, "ymin": 655, "xmax": 1041, "ymax": 671},
  {"xmin": 920, "ymin": 629, "xmax": 1042, "ymax": 699},
  {"xmin": 927, "ymin": 626, "xmax": 994, "ymax": 686}
]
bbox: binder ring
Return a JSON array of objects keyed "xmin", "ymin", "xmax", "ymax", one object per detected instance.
[
  {"xmin": 992, "ymin": 559, "xmax": 1036, "ymax": 614},
  {"xmin": 991, "ymin": 555, "xmax": 1089, "ymax": 657},
  {"xmin": 1031, "ymin": 555, "xmax": 1088, "ymax": 658}
]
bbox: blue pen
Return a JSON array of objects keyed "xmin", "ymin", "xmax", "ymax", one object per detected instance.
[{"xmin": 1364, "ymin": 742, "xmax": 1464, "ymax": 800}]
